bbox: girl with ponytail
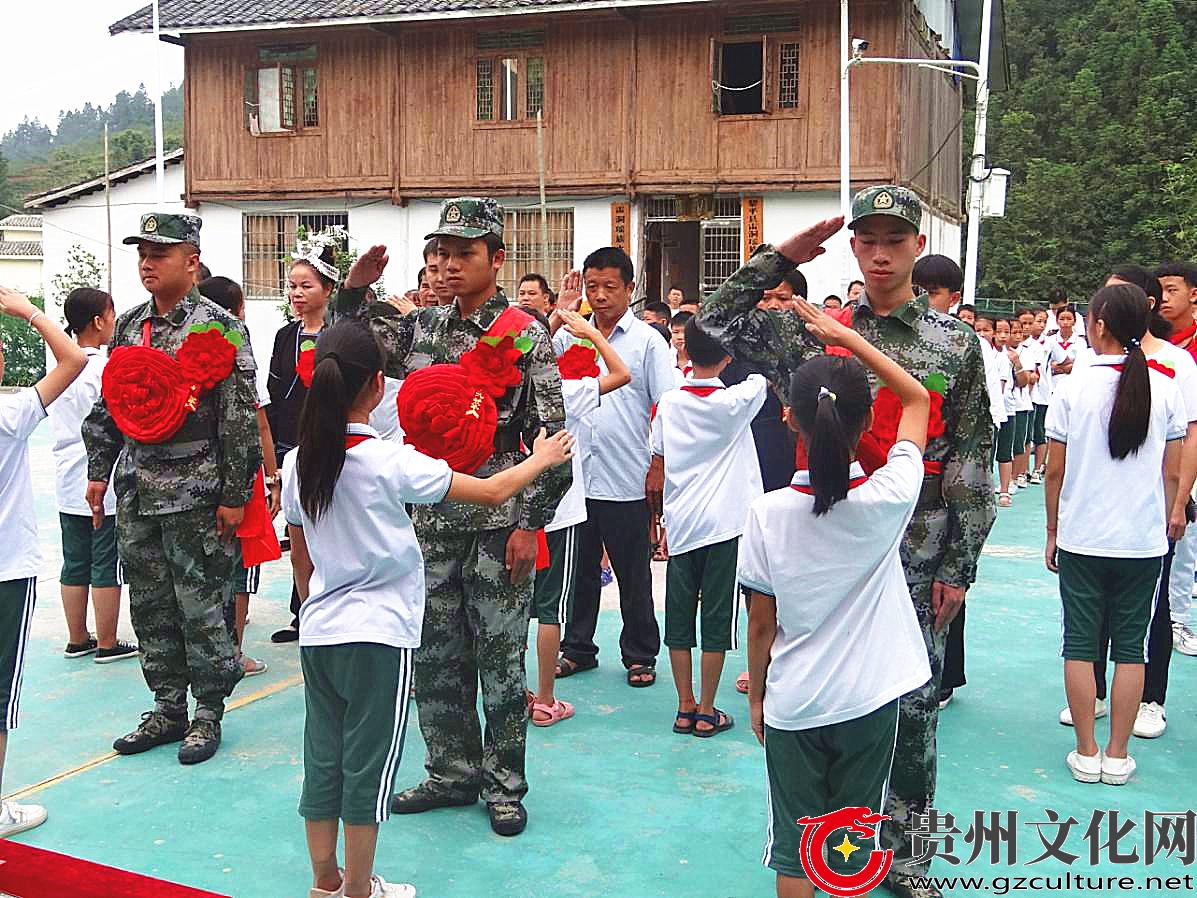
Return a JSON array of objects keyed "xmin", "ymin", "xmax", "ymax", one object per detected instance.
[
  {"xmin": 1045, "ymin": 283, "xmax": 1184, "ymax": 788},
  {"xmin": 280, "ymin": 320, "xmax": 573, "ymax": 898},
  {"xmin": 740, "ymin": 300, "xmax": 930, "ymax": 898}
]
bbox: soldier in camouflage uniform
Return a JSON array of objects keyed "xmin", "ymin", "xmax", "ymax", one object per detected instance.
[
  {"xmin": 699, "ymin": 188, "xmax": 995, "ymax": 898},
  {"xmin": 83, "ymin": 214, "xmax": 261, "ymax": 765},
  {"xmin": 335, "ymin": 198, "xmax": 570, "ymax": 837}
]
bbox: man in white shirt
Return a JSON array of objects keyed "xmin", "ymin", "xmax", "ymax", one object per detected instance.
[{"xmin": 555, "ymin": 248, "xmax": 676, "ymax": 687}]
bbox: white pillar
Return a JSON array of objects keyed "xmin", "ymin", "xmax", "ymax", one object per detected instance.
[{"xmin": 962, "ymin": 0, "xmax": 994, "ymax": 306}]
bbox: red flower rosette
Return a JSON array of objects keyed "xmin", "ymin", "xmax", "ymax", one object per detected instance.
[
  {"xmin": 855, "ymin": 377, "xmax": 948, "ymax": 475},
  {"xmin": 176, "ymin": 323, "xmax": 239, "ymax": 395},
  {"xmin": 557, "ymin": 343, "xmax": 600, "ymax": 380},
  {"xmin": 459, "ymin": 335, "xmax": 524, "ymax": 399},
  {"xmin": 396, "ymin": 364, "xmax": 499, "ymax": 474},
  {"xmin": 296, "ymin": 340, "xmax": 317, "ymax": 388},
  {"xmin": 101, "ymin": 345, "xmax": 191, "ymax": 444}
]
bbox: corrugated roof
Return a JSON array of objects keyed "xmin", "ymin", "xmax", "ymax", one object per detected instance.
[
  {"xmin": 0, "ymin": 242, "xmax": 43, "ymax": 258},
  {"xmin": 110, "ymin": 0, "xmax": 692, "ymax": 34},
  {"xmin": 0, "ymin": 215, "xmax": 42, "ymax": 229}
]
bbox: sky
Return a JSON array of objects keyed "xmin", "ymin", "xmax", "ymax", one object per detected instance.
[{"xmin": 0, "ymin": 0, "xmax": 185, "ymax": 136}]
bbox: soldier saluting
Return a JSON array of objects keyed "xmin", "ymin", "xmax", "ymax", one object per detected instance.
[
  {"xmin": 336, "ymin": 198, "xmax": 570, "ymax": 837},
  {"xmin": 83, "ymin": 213, "xmax": 261, "ymax": 765}
]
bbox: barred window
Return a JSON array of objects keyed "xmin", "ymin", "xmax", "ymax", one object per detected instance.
[
  {"xmin": 245, "ymin": 45, "xmax": 320, "ymax": 134},
  {"xmin": 498, "ymin": 209, "xmax": 574, "ymax": 298},
  {"xmin": 701, "ymin": 221, "xmax": 742, "ymax": 295},
  {"xmin": 476, "ymin": 60, "xmax": 495, "ymax": 120},
  {"xmin": 711, "ymin": 33, "xmax": 802, "ymax": 117},
  {"xmin": 242, "ymin": 212, "xmax": 348, "ymax": 302},
  {"xmin": 303, "ymin": 68, "xmax": 319, "ymax": 127},
  {"xmin": 779, "ymin": 43, "xmax": 800, "ymax": 108},
  {"xmin": 476, "ymin": 51, "xmax": 546, "ymax": 122},
  {"xmin": 526, "ymin": 57, "xmax": 545, "ymax": 118}
]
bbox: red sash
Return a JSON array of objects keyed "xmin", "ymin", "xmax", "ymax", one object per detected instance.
[
  {"xmin": 790, "ymin": 474, "xmax": 869, "ymax": 495},
  {"xmin": 489, "ymin": 304, "xmax": 535, "ymax": 337}
]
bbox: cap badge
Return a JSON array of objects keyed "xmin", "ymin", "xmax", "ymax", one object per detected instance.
[
  {"xmin": 873, "ymin": 192, "xmax": 894, "ymax": 210},
  {"xmin": 144, "ymin": 215, "xmax": 159, "ymax": 233},
  {"xmin": 445, "ymin": 204, "xmax": 462, "ymax": 224}
]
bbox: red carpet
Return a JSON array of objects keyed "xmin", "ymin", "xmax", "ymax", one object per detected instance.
[{"xmin": 0, "ymin": 840, "xmax": 231, "ymax": 898}]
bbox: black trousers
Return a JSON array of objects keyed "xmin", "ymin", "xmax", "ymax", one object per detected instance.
[
  {"xmin": 1094, "ymin": 546, "xmax": 1172, "ymax": 704},
  {"xmin": 561, "ymin": 498, "xmax": 660, "ymax": 668},
  {"xmin": 941, "ymin": 602, "xmax": 966, "ymax": 692}
]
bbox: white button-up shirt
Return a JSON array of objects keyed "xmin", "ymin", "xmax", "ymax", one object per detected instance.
[{"xmin": 554, "ymin": 309, "xmax": 675, "ymax": 501}]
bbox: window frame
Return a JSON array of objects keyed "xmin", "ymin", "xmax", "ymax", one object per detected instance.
[
  {"xmin": 497, "ymin": 207, "xmax": 575, "ymax": 298},
  {"xmin": 474, "ymin": 49, "xmax": 547, "ymax": 128},
  {"xmin": 242, "ymin": 211, "xmax": 348, "ymax": 302},
  {"xmin": 244, "ymin": 45, "xmax": 321, "ymax": 138},
  {"xmin": 710, "ymin": 32, "xmax": 804, "ymax": 121}
]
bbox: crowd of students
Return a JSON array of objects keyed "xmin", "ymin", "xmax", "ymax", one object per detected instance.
[{"xmin": 0, "ymin": 189, "xmax": 1194, "ymax": 898}]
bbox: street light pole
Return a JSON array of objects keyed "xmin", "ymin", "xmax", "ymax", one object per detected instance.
[
  {"xmin": 152, "ymin": 0, "xmax": 165, "ymax": 207},
  {"xmin": 962, "ymin": 0, "xmax": 995, "ymax": 306},
  {"xmin": 839, "ymin": 0, "xmax": 852, "ymax": 295}
]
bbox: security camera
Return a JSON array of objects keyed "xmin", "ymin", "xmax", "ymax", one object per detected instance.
[{"xmin": 852, "ymin": 38, "xmax": 870, "ymax": 55}]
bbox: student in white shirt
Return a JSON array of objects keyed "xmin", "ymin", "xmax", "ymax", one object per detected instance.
[
  {"xmin": 1029, "ymin": 308, "xmax": 1068, "ymax": 484},
  {"xmin": 1045, "ymin": 284, "xmax": 1184, "ymax": 788},
  {"xmin": 0, "ymin": 285, "xmax": 87, "ymax": 838},
  {"xmin": 741, "ymin": 300, "xmax": 931, "ymax": 898},
  {"xmin": 529, "ymin": 310, "xmax": 630, "ymax": 727},
  {"xmin": 973, "ymin": 315, "xmax": 1007, "ymax": 433},
  {"xmin": 652, "ymin": 318, "xmax": 766, "ymax": 738},
  {"xmin": 993, "ymin": 318, "xmax": 1030, "ymax": 506},
  {"xmin": 1046, "ymin": 307, "xmax": 1086, "ymax": 378},
  {"xmin": 282, "ymin": 321, "xmax": 574, "ymax": 898},
  {"xmin": 1013, "ymin": 311, "xmax": 1042, "ymax": 486},
  {"xmin": 49, "ymin": 289, "xmax": 137, "ymax": 664}
]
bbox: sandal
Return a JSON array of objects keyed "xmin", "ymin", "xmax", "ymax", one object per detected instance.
[
  {"xmin": 735, "ymin": 672, "xmax": 750, "ymax": 694},
  {"xmin": 998, "ymin": 492, "xmax": 1012, "ymax": 508},
  {"xmin": 531, "ymin": 698, "xmax": 575, "ymax": 727},
  {"xmin": 693, "ymin": 708, "xmax": 734, "ymax": 737},
  {"xmin": 627, "ymin": 664, "xmax": 656, "ymax": 688},
  {"xmin": 240, "ymin": 654, "xmax": 268, "ymax": 676},
  {"xmin": 555, "ymin": 656, "xmax": 597, "ymax": 679},
  {"xmin": 651, "ymin": 546, "xmax": 669, "ymax": 562},
  {"xmin": 673, "ymin": 710, "xmax": 697, "ymax": 734}
]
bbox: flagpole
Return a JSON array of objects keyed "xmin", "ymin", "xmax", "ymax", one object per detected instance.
[{"xmin": 152, "ymin": 0, "xmax": 165, "ymax": 206}]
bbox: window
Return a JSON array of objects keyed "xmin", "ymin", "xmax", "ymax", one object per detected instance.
[
  {"xmin": 242, "ymin": 212, "xmax": 347, "ymax": 301},
  {"xmin": 713, "ymin": 16, "xmax": 801, "ymax": 116},
  {"xmin": 497, "ymin": 209, "xmax": 574, "ymax": 298},
  {"xmin": 701, "ymin": 199, "xmax": 743, "ymax": 295},
  {"xmin": 476, "ymin": 30, "xmax": 546, "ymax": 123},
  {"xmin": 245, "ymin": 45, "xmax": 318, "ymax": 134}
]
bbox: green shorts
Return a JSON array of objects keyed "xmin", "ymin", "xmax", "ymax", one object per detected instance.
[
  {"xmin": 1032, "ymin": 403, "xmax": 1049, "ymax": 446},
  {"xmin": 0, "ymin": 579, "xmax": 36, "ymax": 732},
  {"xmin": 763, "ymin": 700, "xmax": 899, "ymax": 880},
  {"xmin": 230, "ymin": 538, "xmax": 260, "ymax": 596},
  {"xmin": 59, "ymin": 513, "xmax": 121, "ymax": 588},
  {"xmin": 1058, "ymin": 550, "xmax": 1162, "ymax": 663},
  {"xmin": 665, "ymin": 537, "xmax": 740, "ymax": 653},
  {"xmin": 532, "ymin": 526, "xmax": 579, "ymax": 626},
  {"xmin": 299, "ymin": 643, "xmax": 414, "ymax": 825}
]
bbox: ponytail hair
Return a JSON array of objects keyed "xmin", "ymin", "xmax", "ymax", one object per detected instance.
[
  {"xmin": 63, "ymin": 287, "xmax": 113, "ymax": 337},
  {"xmin": 296, "ymin": 321, "xmax": 383, "ymax": 520},
  {"xmin": 1089, "ymin": 283, "xmax": 1151, "ymax": 460},
  {"xmin": 789, "ymin": 356, "xmax": 873, "ymax": 515}
]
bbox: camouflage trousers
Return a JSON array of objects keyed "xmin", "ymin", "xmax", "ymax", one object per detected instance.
[
  {"xmin": 116, "ymin": 504, "xmax": 244, "ymax": 720},
  {"xmin": 411, "ymin": 524, "xmax": 531, "ymax": 803},
  {"xmin": 882, "ymin": 505, "xmax": 951, "ymax": 879}
]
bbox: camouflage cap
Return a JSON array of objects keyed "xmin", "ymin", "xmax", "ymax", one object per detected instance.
[
  {"xmin": 848, "ymin": 185, "xmax": 922, "ymax": 232},
  {"xmin": 122, "ymin": 213, "xmax": 202, "ymax": 249},
  {"xmin": 425, "ymin": 197, "xmax": 505, "ymax": 241}
]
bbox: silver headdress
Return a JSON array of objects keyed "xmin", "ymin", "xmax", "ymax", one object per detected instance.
[{"xmin": 294, "ymin": 226, "xmax": 346, "ymax": 284}]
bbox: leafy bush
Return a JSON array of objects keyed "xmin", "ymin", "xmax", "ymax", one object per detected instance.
[{"xmin": 0, "ymin": 294, "xmax": 46, "ymax": 386}]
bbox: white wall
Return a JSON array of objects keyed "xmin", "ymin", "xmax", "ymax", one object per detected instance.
[{"xmin": 0, "ymin": 257, "xmax": 42, "ymax": 296}]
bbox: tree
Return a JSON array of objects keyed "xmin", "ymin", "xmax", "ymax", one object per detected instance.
[
  {"xmin": 0, "ymin": 294, "xmax": 46, "ymax": 386},
  {"xmin": 51, "ymin": 245, "xmax": 104, "ymax": 306}
]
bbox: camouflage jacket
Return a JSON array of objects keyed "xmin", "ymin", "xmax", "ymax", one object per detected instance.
[
  {"xmin": 336, "ymin": 285, "xmax": 571, "ymax": 534},
  {"xmin": 83, "ymin": 287, "xmax": 261, "ymax": 516},
  {"xmin": 699, "ymin": 246, "xmax": 995, "ymax": 588}
]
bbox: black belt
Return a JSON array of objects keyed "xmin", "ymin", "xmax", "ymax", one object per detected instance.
[
  {"xmin": 916, "ymin": 474, "xmax": 945, "ymax": 511},
  {"xmin": 493, "ymin": 429, "xmax": 522, "ymax": 454}
]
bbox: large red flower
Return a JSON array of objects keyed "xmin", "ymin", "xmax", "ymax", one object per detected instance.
[
  {"xmin": 855, "ymin": 385, "xmax": 947, "ymax": 475},
  {"xmin": 396, "ymin": 364, "xmax": 499, "ymax": 473},
  {"xmin": 557, "ymin": 343, "xmax": 600, "ymax": 380},
  {"xmin": 102, "ymin": 345, "xmax": 191, "ymax": 444},
  {"xmin": 459, "ymin": 335, "xmax": 524, "ymax": 398},
  {"xmin": 296, "ymin": 342, "xmax": 317, "ymax": 388},
  {"xmin": 176, "ymin": 326, "xmax": 237, "ymax": 394}
]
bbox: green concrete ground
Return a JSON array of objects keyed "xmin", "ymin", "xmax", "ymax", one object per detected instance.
[{"xmin": 6, "ymin": 424, "xmax": 1195, "ymax": 897}]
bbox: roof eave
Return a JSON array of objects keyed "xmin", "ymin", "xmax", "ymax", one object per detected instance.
[{"xmin": 25, "ymin": 148, "xmax": 185, "ymax": 210}]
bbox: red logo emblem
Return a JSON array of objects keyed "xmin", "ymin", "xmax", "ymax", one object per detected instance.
[{"xmin": 797, "ymin": 807, "xmax": 894, "ymax": 897}]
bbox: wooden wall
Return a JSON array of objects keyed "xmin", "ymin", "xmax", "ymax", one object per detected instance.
[{"xmin": 182, "ymin": 0, "xmax": 961, "ymax": 213}]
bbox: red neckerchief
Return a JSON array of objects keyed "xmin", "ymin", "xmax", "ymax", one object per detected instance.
[
  {"xmin": 1170, "ymin": 321, "xmax": 1197, "ymax": 349},
  {"xmin": 791, "ymin": 474, "xmax": 869, "ymax": 495},
  {"xmin": 345, "ymin": 433, "xmax": 375, "ymax": 449},
  {"xmin": 1058, "ymin": 337, "xmax": 1073, "ymax": 350},
  {"xmin": 1098, "ymin": 360, "xmax": 1177, "ymax": 379},
  {"xmin": 681, "ymin": 385, "xmax": 723, "ymax": 397},
  {"xmin": 141, "ymin": 318, "xmax": 153, "ymax": 347}
]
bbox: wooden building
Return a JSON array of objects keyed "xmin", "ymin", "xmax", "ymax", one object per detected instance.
[{"xmin": 109, "ymin": 0, "xmax": 1006, "ymax": 308}]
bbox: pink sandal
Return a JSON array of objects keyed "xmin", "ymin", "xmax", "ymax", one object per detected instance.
[
  {"xmin": 531, "ymin": 698, "xmax": 575, "ymax": 727},
  {"xmin": 735, "ymin": 672, "xmax": 750, "ymax": 694}
]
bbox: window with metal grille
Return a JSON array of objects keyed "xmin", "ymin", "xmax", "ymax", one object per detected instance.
[
  {"xmin": 713, "ymin": 195, "xmax": 741, "ymax": 218},
  {"xmin": 245, "ymin": 45, "xmax": 319, "ymax": 134},
  {"xmin": 280, "ymin": 68, "xmax": 296, "ymax": 129},
  {"xmin": 242, "ymin": 212, "xmax": 348, "ymax": 301},
  {"xmin": 498, "ymin": 209, "xmax": 574, "ymax": 299},
  {"xmin": 477, "ymin": 29, "xmax": 545, "ymax": 52},
  {"xmin": 712, "ymin": 34, "xmax": 802, "ymax": 117},
  {"xmin": 779, "ymin": 43, "xmax": 800, "ymax": 108},
  {"xmin": 644, "ymin": 196, "xmax": 679, "ymax": 220},
  {"xmin": 476, "ymin": 52, "xmax": 545, "ymax": 122},
  {"xmin": 476, "ymin": 60, "xmax": 495, "ymax": 120},
  {"xmin": 701, "ymin": 221, "xmax": 743, "ymax": 296},
  {"xmin": 526, "ymin": 57, "xmax": 545, "ymax": 117},
  {"xmin": 303, "ymin": 68, "xmax": 319, "ymax": 126}
]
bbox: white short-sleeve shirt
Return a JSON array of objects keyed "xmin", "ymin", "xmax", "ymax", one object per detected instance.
[
  {"xmin": 0, "ymin": 389, "xmax": 48, "ymax": 581},
  {"xmin": 547, "ymin": 376, "xmax": 601, "ymax": 532},
  {"xmin": 650, "ymin": 374, "xmax": 766, "ymax": 555},
  {"xmin": 282, "ymin": 424, "xmax": 453, "ymax": 648},
  {"xmin": 48, "ymin": 348, "xmax": 116, "ymax": 516},
  {"xmin": 1046, "ymin": 356, "xmax": 1186, "ymax": 559},
  {"xmin": 737, "ymin": 441, "xmax": 932, "ymax": 731},
  {"xmin": 1016, "ymin": 339, "xmax": 1042, "ymax": 411},
  {"xmin": 1032, "ymin": 337, "xmax": 1068, "ymax": 405},
  {"xmin": 554, "ymin": 310, "xmax": 675, "ymax": 501},
  {"xmin": 368, "ymin": 376, "xmax": 405, "ymax": 443},
  {"xmin": 978, "ymin": 337, "xmax": 1007, "ymax": 427}
]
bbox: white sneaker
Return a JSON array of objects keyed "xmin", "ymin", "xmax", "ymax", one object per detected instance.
[
  {"xmin": 310, "ymin": 880, "xmax": 345, "ymax": 898},
  {"xmin": 1059, "ymin": 698, "xmax": 1107, "ymax": 726},
  {"xmin": 1016, "ymin": 474, "xmax": 1029, "ymax": 488},
  {"xmin": 0, "ymin": 800, "xmax": 47, "ymax": 837},
  {"xmin": 1066, "ymin": 749, "xmax": 1102, "ymax": 783},
  {"xmin": 1133, "ymin": 702, "xmax": 1166, "ymax": 738},
  {"xmin": 1101, "ymin": 754, "xmax": 1136, "ymax": 786},
  {"xmin": 1173, "ymin": 621, "xmax": 1197, "ymax": 656},
  {"xmin": 369, "ymin": 875, "xmax": 416, "ymax": 898},
  {"xmin": 1008, "ymin": 482, "xmax": 1019, "ymax": 495},
  {"xmin": 1029, "ymin": 471, "xmax": 1043, "ymax": 485}
]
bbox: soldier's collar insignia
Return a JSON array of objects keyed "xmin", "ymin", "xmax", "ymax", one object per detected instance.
[
  {"xmin": 873, "ymin": 192, "xmax": 894, "ymax": 210},
  {"xmin": 144, "ymin": 215, "xmax": 159, "ymax": 233},
  {"xmin": 445, "ymin": 204, "xmax": 463, "ymax": 224}
]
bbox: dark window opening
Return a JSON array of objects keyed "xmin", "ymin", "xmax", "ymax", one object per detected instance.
[{"xmin": 718, "ymin": 42, "xmax": 763, "ymax": 115}]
